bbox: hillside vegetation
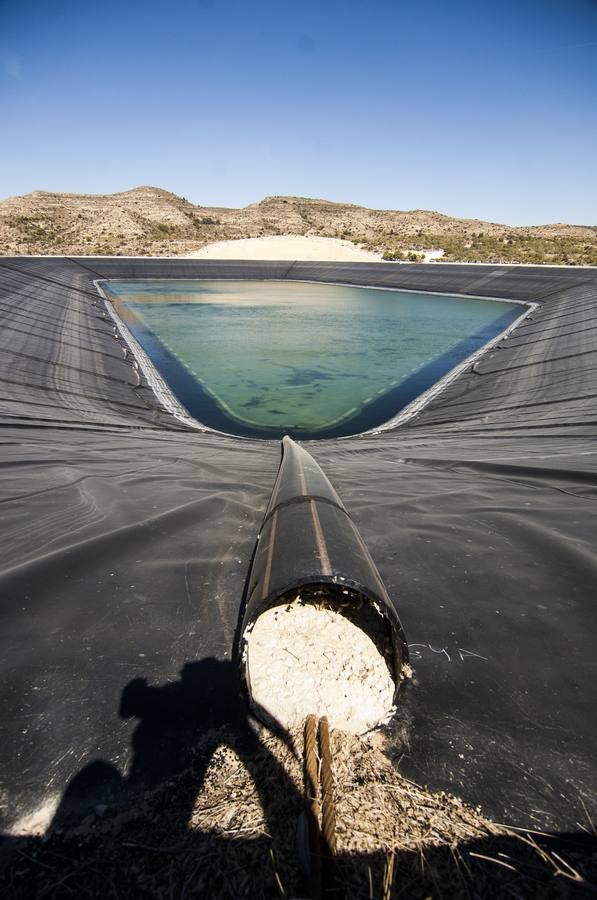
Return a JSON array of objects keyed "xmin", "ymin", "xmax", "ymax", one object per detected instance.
[{"xmin": 1, "ymin": 186, "xmax": 596, "ymax": 264}]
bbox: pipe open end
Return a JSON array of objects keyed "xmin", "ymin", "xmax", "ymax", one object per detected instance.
[{"xmin": 242, "ymin": 583, "xmax": 407, "ymax": 735}]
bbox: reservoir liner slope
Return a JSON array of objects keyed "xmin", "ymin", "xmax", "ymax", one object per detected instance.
[
  {"xmin": 0, "ymin": 257, "xmax": 596, "ymax": 838},
  {"xmin": 96, "ymin": 279, "xmax": 206, "ymax": 433}
]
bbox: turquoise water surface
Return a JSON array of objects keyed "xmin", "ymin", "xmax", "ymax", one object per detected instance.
[{"xmin": 105, "ymin": 279, "xmax": 522, "ymax": 438}]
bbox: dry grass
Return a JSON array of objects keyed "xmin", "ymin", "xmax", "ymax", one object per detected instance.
[{"xmin": 2, "ymin": 724, "xmax": 594, "ymax": 898}]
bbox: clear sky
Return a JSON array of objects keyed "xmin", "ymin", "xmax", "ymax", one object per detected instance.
[{"xmin": 0, "ymin": 0, "xmax": 596, "ymax": 224}]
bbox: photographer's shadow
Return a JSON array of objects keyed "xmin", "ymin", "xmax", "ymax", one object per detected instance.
[{"xmin": 49, "ymin": 657, "xmax": 302, "ymax": 848}]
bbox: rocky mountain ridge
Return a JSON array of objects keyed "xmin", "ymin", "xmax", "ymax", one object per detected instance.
[{"xmin": 1, "ymin": 186, "xmax": 595, "ymax": 264}]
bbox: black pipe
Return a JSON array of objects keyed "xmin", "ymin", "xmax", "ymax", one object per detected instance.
[{"xmin": 240, "ymin": 437, "xmax": 409, "ymax": 711}]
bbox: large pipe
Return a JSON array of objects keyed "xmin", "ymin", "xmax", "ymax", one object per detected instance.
[{"xmin": 240, "ymin": 437, "xmax": 408, "ymax": 713}]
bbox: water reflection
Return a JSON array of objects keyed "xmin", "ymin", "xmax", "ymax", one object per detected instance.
[{"xmin": 105, "ymin": 280, "xmax": 522, "ymax": 439}]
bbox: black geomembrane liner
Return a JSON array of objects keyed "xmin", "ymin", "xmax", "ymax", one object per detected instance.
[{"xmin": 0, "ymin": 257, "xmax": 596, "ymax": 838}]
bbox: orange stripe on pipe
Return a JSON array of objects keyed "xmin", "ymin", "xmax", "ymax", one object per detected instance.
[
  {"xmin": 261, "ymin": 509, "xmax": 279, "ymax": 600},
  {"xmin": 310, "ymin": 500, "xmax": 332, "ymax": 576}
]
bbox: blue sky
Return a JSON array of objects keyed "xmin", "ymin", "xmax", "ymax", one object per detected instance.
[{"xmin": 0, "ymin": 0, "xmax": 596, "ymax": 224}]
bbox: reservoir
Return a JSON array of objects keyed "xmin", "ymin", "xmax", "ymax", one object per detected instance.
[{"xmin": 104, "ymin": 279, "xmax": 523, "ymax": 439}]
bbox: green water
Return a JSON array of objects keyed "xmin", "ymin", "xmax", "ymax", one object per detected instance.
[{"xmin": 105, "ymin": 279, "xmax": 522, "ymax": 438}]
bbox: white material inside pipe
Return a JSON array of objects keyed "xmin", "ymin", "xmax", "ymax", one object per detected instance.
[{"xmin": 245, "ymin": 596, "xmax": 396, "ymax": 734}]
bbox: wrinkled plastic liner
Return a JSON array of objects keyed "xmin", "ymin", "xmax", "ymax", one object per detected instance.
[{"xmin": 1, "ymin": 257, "xmax": 596, "ymax": 834}]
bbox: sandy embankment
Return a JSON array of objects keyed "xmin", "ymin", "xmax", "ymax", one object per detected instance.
[
  {"xmin": 185, "ymin": 233, "xmax": 445, "ymax": 263},
  {"xmin": 185, "ymin": 234, "xmax": 382, "ymax": 261}
]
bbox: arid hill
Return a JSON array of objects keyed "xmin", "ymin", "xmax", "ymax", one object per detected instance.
[{"xmin": 1, "ymin": 186, "xmax": 596, "ymax": 264}]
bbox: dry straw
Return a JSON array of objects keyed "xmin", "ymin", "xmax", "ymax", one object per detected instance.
[{"xmin": 2, "ymin": 723, "xmax": 594, "ymax": 898}]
